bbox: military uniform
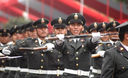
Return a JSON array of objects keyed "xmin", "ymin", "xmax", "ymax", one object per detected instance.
[
  {"xmin": 91, "ymin": 42, "xmax": 112, "ymax": 78},
  {"xmin": 45, "ymin": 17, "xmax": 67, "ymax": 78},
  {"xmin": 101, "ymin": 22, "xmax": 128, "ymax": 78}
]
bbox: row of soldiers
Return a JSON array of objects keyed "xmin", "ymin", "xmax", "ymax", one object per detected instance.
[{"xmin": 0, "ymin": 13, "xmax": 127, "ymax": 78}]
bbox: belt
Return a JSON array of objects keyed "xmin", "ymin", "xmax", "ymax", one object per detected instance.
[
  {"xmin": 92, "ymin": 68, "xmax": 101, "ymax": 74},
  {"xmin": 47, "ymin": 70, "xmax": 64, "ymax": 75},
  {"xmin": 64, "ymin": 68, "xmax": 90, "ymax": 76},
  {"xmin": 28, "ymin": 69, "xmax": 64, "ymax": 75},
  {"xmin": 20, "ymin": 68, "xmax": 29, "ymax": 72},
  {"xmin": 5, "ymin": 67, "xmax": 20, "ymax": 71},
  {"xmin": 28, "ymin": 69, "xmax": 47, "ymax": 74},
  {"xmin": 0, "ymin": 67, "xmax": 5, "ymax": 71}
]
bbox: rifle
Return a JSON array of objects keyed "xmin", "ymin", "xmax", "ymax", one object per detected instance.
[
  {"xmin": 45, "ymin": 33, "xmax": 118, "ymax": 40},
  {"xmin": 19, "ymin": 47, "xmax": 47, "ymax": 50}
]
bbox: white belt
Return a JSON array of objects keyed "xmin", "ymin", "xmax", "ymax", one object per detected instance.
[
  {"xmin": 0, "ymin": 67, "xmax": 5, "ymax": 71},
  {"xmin": 28, "ymin": 69, "xmax": 47, "ymax": 74},
  {"xmin": 28, "ymin": 69, "xmax": 64, "ymax": 75},
  {"xmin": 89, "ymin": 74, "xmax": 94, "ymax": 78},
  {"xmin": 5, "ymin": 67, "xmax": 20, "ymax": 71},
  {"xmin": 47, "ymin": 70, "xmax": 64, "ymax": 75},
  {"xmin": 20, "ymin": 68, "xmax": 29, "ymax": 72},
  {"xmin": 64, "ymin": 68, "xmax": 89, "ymax": 76},
  {"xmin": 92, "ymin": 68, "xmax": 101, "ymax": 74}
]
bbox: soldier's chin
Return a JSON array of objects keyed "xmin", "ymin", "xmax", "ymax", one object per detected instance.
[
  {"xmin": 126, "ymin": 36, "xmax": 128, "ymax": 40},
  {"xmin": 72, "ymin": 32, "xmax": 80, "ymax": 35}
]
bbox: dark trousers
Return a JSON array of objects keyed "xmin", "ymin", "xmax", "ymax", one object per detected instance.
[{"xmin": 25, "ymin": 73, "xmax": 48, "ymax": 78}]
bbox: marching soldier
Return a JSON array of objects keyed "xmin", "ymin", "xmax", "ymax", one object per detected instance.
[
  {"xmin": 0, "ymin": 28, "xmax": 12, "ymax": 78},
  {"xmin": 56, "ymin": 13, "xmax": 101, "ymax": 78},
  {"xmin": 101, "ymin": 21, "xmax": 128, "ymax": 78},
  {"xmin": 2, "ymin": 18, "xmax": 54, "ymax": 78},
  {"xmin": 46, "ymin": 17, "xmax": 67, "ymax": 78},
  {"xmin": 106, "ymin": 21, "xmax": 120, "ymax": 43},
  {"xmin": 88, "ymin": 22, "xmax": 99, "ymax": 33},
  {"xmin": 90, "ymin": 22, "xmax": 112, "ymax": 78},
  {"xmin": 88, "ymin": 22, "xmax": 99, "ymax": 77}
]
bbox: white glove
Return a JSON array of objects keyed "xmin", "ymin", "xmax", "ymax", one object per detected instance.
[
  {"xmin": 92, "ymin": 32, "xmax": 101, "ymax": 42},
  {"xmin": 2, "ymin": 47, "xmax": 11, "ymax": 55},
  {"xmin": 56, "ymin": 34, "xmax": 65, "ymax": 41},
  {"xmin": 43, "ymin": 43, "xmax": 55, "ymax": 51},
  {"xmin": 0, "ymin": 53, "xmax": 5, "ymax": 57},
  {"xmin": 97, "ymin": 51, "xmax": 105, "ymax": 57}
]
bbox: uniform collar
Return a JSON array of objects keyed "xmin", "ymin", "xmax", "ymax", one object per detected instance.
[{"xmin": 120, "ymin": 42, "xmax": 128, "ymax": 51}]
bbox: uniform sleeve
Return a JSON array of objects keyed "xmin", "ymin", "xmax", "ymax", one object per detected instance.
[
  {"xmin": 86, "ymin": 38, "xmax": 98, "ymax": 52},
  {"xmin": 101, "ymin": 50, "xmax": 115, "ymax": 78}
]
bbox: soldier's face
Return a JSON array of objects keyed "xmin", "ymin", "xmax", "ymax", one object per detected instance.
[
  {"xmin": 16, "ymin": 33, "xmax": 24, "ymax": 40},
  {"xmin": 2, "ymin": 36, "xmax": 10, "ymax": 44},
  {"xmin": 100, "ymin": 31, "xmax": 110, "ymax": 41},
  {"xmin": 37, "ymin": 27, "xmax": 49, "ymax": 38},
  {"xmin": 29, "ymin": 29, "xmax": 38, "ymax": 38},
  {"xmin": 109, "ymin": 30, "xmax": 119, "ymax": 41},
  {"xmin": 123, "ymin": 31, "xmax": 128, "ymax": 41},
  {"xmin": 12, "ymin": 33, "xmax": 18, "ymax": 42},
  {"xmin": 69, "ymin": 23, "xmax": 84, "ymax": 35},
  {"xmin": 54, "ymin": 28, "xmax": 67, "ymax": 35},
  {"xmin": 23, "ymin": 31, "xmax": 29, "ymax": 38}
]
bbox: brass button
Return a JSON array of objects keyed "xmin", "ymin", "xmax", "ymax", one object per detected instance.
[
  {"xmin": 76, "ymin": 52, "xmax": 78, "ymax": 54},
  {"xmin": 76, "ymin": 57, "xmax": 79, "ymax": 60},
  {"xmin": 41, "ymin": 54, "xmax": 44, "ymax": 56},
  {"xmin": 67, "ymin": 52, "xmax": 69, "ymax": 54},
  {"xmin": 58, "ymin": 67, "xmax": 60, "ymax": 69},
  {"xmin": 76, "ymin": 63, "xmax": 79, "ymax": 66},
  {"xmin": 53, "ymin": 41, "xmax": 55, "ymax": 43},
  {"xmin": 120, "ymin": 47, "xmax": 124, "ymax": 51},
  {"xmin": 2, "ymin": 60, "xmax": 5, "ymax": 63},
  {"xmin": 57, "ymin": 74, "xmax": 60, "ymax": 77},
  {"xmin": 35, "ymin": 40, "xmax": 38, "ymax": 42},
  {"xmin": 57, "ymin": 59, "xmax": 60, "ymax": 62},
  {"xmin": 51, "ymin": 51, "xmax": 53, "ymax": 53},
  {"xmin": 31, "ymin": 52, "xmax": 34, "ymax": 54},
  {"xmin": 40, "ymin": 66, "xmax": 43, "ymax": 69},
  {"xmin": 82, "ymin": 45, "xmax": 84, "ymax": 48},
  {"xmin": 122, "ymin": 67, "xmax": 125, "ymax": 69},
  {"xmin": 41, "ymin": 59, "xmax": 44, "ymax": 62}
]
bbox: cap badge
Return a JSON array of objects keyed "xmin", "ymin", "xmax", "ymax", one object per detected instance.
[
  {"xmin": 58, "ymin": 17, "xmax": 62, "ymax": 24},
  {"xmin": 74, "ymin": 13, "xmax": 78, "ymax": 20}
]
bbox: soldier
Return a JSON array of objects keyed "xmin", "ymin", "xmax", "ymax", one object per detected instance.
[
  {"xmin": 88, "ymin": 22, "xmax": 99, "ymax": 77},
  {"xmin": 2, "ymin": 18, "xmax": 54, "ymax": 78},
  {"xmin": 0, "ymin": 28, "xmax": 12, "ymax": 78},
  {"xmin": 45, "ymin": 17, "xmax": 67, "ymax": 78},
  {"xmin": 90, "ymin": 22, "xmax": 112, "ymax": 78},
  {"xmin": 0, "ymin": 29, "xmax": 11, "ymax": 45},
  {"xmin": 101, "ymin": 21, "xmax": 128, "ymax": 78},
  {"xmin": 56, "ymin": 13, "xmax": 100, "ymax": 78},
  {"xmin": 88, "ymin": 22, "xmax": 99, "ymax": 33},
  {"xmin": 26, "ymin": 22, "xmax": 38, "ymax": 39},
  {"xmin": 107, "ymin": 21, "xmax": 120, "ymax": 43}
]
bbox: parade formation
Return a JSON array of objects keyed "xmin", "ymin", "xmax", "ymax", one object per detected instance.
[{"xmin": 0, "ymin": 13, "xmax": 128, "ymax": 78}]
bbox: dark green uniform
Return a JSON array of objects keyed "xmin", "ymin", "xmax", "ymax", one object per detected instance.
[
  {"xmin": 91, "ymin": 42, "xmax": 113, "ymax": 78},
  {"xmin": 57, "ymin": 38, "xmax": 97, "ymax": 78},
  {"xmin": 101, "ymin": 42, "xmax": 128, "ymax": 78}
]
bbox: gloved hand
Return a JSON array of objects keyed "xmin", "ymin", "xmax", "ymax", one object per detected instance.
[
  {"xmin": 0, "ymin": 53, "xmax": 5, "ymax": 57},
  {"xmin": 97, "ymin": 51, "xmax": 105, "ymax": 57},
  {"xmin": 56, "ymin": 34, "xmax": 65, "ymax": 41},
  {"xmin": 2, "ymin": 47, "xmax": 11, "ymax": 55},
  {"xmin": 43, "ymin": 43, "xmax": 55, "ymax": 51},
  {"xmin": 92, "ymin": 32, "xmax": 101, "ymax": 43}
]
